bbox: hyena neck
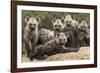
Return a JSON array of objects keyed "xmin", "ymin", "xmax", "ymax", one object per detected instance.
[
  {"xmin": 54, "ymin": 30, "xmax": 63, "ymax": 37},
  {"xmin": 54, "ymin": 31, "xmax": 59, "ymax": 37},
  {"xmin": 34, "ymin": 26, "xmax": 38, "ymax": 43},
  {"xmin": 35, "ymin": 26, "xmax": 38, "ymax": 33}
]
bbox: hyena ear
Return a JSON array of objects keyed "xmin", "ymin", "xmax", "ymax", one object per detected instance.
[
  {"xmin": 61, "ymin": 19, "xmax": 65, "ymax": 24},
  {"xmin": 24, "ymin": 16, "xmax": 30, "ymax": 23},
  {"xmin": 36, "ymin": 17, "xmax": 41, "ymax": 23},
  {"xmin": 52, "ymin": 18, "xmax": 56, "ymax": 23},
  {"xmin": 62, "ymin": 16, "xmax": 66, "ymax": 20},
  {"xmin": 57, "ymin": 33, "xmax": 60, "ymax": 38},
  {"xmin": 65, "ymin": 32, "xmax": 69, "ymax": 38}
]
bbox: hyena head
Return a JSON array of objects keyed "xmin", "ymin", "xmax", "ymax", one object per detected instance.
[
  {"xmin": 78, "ymin": 20, "xmax": 88, "ymax": 30},
  {"xmin": 71, "ymin": 20, "xmax": 79, "ymax": 28},
  {"xmin": 52, "ymin": 18, "xmax": 65, "ymax": 32},
  {"xmin": 38, "ymin": 28, "xmax": 49, "ymax": 43},
  {"xmin": 56, "ymin": 32, "xmax": 67, "ymax": 45},
  {"xmin": 78, "ymin": 20, "xmax": 89, "ymax": 39},
  {"xmin": 62, "ymin": 15, "xmax": 73, "ymax": 26},
  {"xmin": 24, "ymin": 16, "xmax": 40, "ymax": 31}
]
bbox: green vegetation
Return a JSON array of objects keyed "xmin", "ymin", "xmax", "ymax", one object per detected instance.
[{"xmin": 22, "ymin": 10, "xmax": 90, "ymax": 30}]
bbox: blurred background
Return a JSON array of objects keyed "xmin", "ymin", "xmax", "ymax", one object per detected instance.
[{"xmin": 22, "ymin": 10, "xmax": 90, "ymax": 30}]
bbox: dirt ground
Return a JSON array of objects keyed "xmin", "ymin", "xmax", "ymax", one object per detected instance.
[{"xmin": 22, "ymin": 47, "xmax": 90, "ymax": 62}]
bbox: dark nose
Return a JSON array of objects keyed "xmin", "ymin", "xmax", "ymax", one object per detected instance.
[
  {"xmin": 60, "ymin": 38, "xmax": 66, "ymax": 41},
  {"xmin": 29, "ymin": 23, "xmax": 32, "ymax": 26},
  {"xmin": 59, "ymin": 39, "xmax": 62, "ymax": 41}
]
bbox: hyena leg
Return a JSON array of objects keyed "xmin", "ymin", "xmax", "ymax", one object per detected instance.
[
  {"xmin": 30, "ymin": 48, "xmax": 47, "ymax": 60},
  {"xmin": 29, "ymin": 40, "xmax": 38, "ymax": 61},
  {"xmin": 25, "ymin": 41, "xmax": 33, "ymax": 58},
  {"xmin": 24, "ymin": 42, "xmax": 29, "ymax": 58},
  {"xmin": 69, "ymin": 48, "xmax": 80, "ymax": 52},
  {"xmin": 22, "ymin": 42, "xmax": 27, "ymax": 56},
  {"xmin": 30, "ymin": 49, "xmax": 37, "ymax": 61},
  {"xmin": 28, "ymin": 41, "xmax": 35, "ymax": 60}
]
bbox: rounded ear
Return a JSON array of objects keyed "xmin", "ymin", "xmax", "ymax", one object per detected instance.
[
  {"xmin": 61, "ymin": 19, "xmax": 65, "ymax": 24},
  {"xmin": 62, "ymin": 16, "xmax": 65, "ymax": 20},
  {"xmin": 24, "ymin": 16, "xmax": 30, "ymax": 23},
  {"xmin": 78, "ymin": 19, "xmax": 82, "ymax": 23},
  {"xmin": 67, "ymin": 15, "xmax": 72, "ymax": 18},
  {"xmin": 56, "ymin": 33, "xmax": 60, "ymax": 38},
  {"xmin": 52, "ymin": 18, "xmax": 56, "ymax": 23},
  {"xmin": 36, "ymin": 17, "xmax": 41, "ymax": 23},
  {"xmin": 66, "ymin": 32, "xmax": 69, "ymax": 38}
]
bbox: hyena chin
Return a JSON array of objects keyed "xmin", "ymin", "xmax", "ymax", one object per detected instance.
[
  {"xmin": 23, "ymin": 16, "xmax": 40, "ymax": 60},
  {"xmin": 30, "ymin": 32, "xmax": 68, "ymax": 60}
]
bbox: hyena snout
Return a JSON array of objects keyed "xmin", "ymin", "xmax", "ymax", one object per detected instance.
[
  {"xmin": 54, "ymin": 25, "xmax": 62, "ymax": 31},
  {"xmin": 56, "ymin": 33, "xmax": 68, "ymax": 45},
  {"xmin": 59, "ymin": 38, "xmax": 67, "ymax": 45},
  {"xmin": 65, "ymin": 21, "xmax": 72, "ymax": 26},
  {"xmin": 29, "ymin": 23, "xmax": 36, "ymax": 30}
]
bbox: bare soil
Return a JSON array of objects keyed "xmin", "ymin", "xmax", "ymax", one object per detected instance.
[{"xmin": 22, "ymin": 47, "xmax": 90, "ymax": 62}]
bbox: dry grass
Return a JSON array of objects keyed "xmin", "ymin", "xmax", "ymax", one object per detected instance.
[{"xmin": 22, "ymin": 47, "xmax": 90, "ymax": 62}]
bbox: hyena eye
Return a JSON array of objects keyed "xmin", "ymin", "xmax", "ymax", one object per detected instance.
[
  {"xmin": 64, "ymin": 39, "xmax": 66, "ymax": 41},
  {"xmin": 59, "ymin": 39, "xmax": 62, "ymax": 41},
  {"xmin": 66, "ymin": 21, "xmax": 68, "ymax": 23},
  {"xmin": 55, "ymin": 25, "xmax": 57, "ymax": 27},
  {"xmin": 69, "ymin": 21, "xmax": 71, "ymax": 23},
  {"xmin": 34, "ymin": 24, "xmax": 36, "ymax": 26}
]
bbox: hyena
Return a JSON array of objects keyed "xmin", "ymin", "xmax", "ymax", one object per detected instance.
[
  {"xmin": 37, "ymin": 28, "xmax": 54, "ymax": 45},
  {"xmin": 62, "ymin": 15, "xmax": 80, "ymax": 52},
  {"xmin": 37, "ymin": 18, "xmax": 65, "ymax": 45},
  {"xmin": 52, "ymin": 18, "xmax": 65, "ymax": 36},
  {"xmin": 78, "ymin": 20, "xmax": 90, "ymax": 46},
  {"xmin": 31, "ymin": 32, "xmax": 69, "ymax": 60},
  {"xmin": 23, "ymin": 16, "xmax": 40, "ymax": 60}
]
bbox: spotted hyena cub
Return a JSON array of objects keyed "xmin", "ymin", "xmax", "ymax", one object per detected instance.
[
  {"xmin": 52, "ymin": 18, "xmax": 65, "ymax": 36},
  {"xmin": 78, "ymin": 20, "xmax": 90, "ymax": 46},
  {"xmin": 62, "ymin": 15, "xmax": 73, "ymax": 26},
  {"xmin": 31, "ymin": 32, "xmax": 68, "ymax": 60},
  {"xmin": 37, "ymin": 28, "xmax": 54, "ymax": 45},
  {"xmin": 62, "ymin": 15, "xmax": 80, "ymax": 52},
  {"xmin": 23, "ymin": 16, "xmax": 40, "ymax": 60}
]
